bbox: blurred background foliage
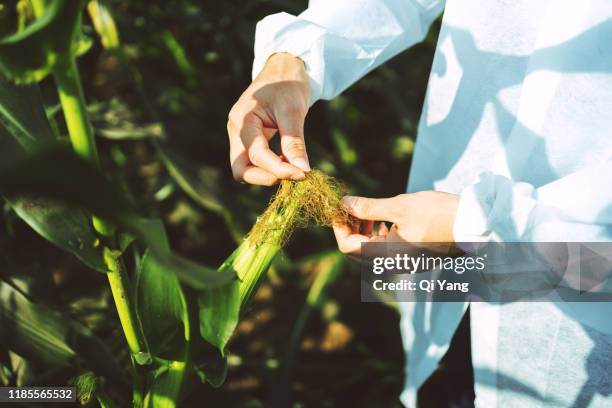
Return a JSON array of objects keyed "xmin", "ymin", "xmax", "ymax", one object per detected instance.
[{"xmin": 0, "ymin": 0, "xmax": 440, "ymax": 406}]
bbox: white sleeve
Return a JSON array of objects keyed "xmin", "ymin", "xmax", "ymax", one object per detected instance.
[
  {"xmin": 453, "ymin": 161, "xmax": 612, "ymax": 243},
  {"xmin": 252, "ymin": 0, "xmax": 446, "ymax": 105}
]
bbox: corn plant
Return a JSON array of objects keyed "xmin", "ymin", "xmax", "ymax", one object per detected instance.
[{"xmin": 0, "ymin": 1, "xmax": 349, "ymax": 406}]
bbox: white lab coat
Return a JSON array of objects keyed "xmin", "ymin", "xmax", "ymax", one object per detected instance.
[{"xmin": 252, "ymin": 1, "xmax": 612, "ymax": 406}]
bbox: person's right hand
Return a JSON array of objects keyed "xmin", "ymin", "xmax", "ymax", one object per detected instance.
[{"xmin": 227, "ymin": 52, "xmax": 311, "ymax": 186}]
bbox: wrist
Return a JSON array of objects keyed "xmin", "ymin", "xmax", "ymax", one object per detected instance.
[{"xmin": 258, "ymin": 53, "xmax": 308, "ymax": 83}]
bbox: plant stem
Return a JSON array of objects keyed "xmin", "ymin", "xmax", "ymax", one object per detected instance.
[
  {"xmin": 103, "ymin": 249, "xmax": 148, "ymax": 357},
  {"xmin": 30, "ymin": 0, "xmax": 46, "ymax": 19},
  {"xmin": 53, "ymin": 60, "xmax": 100, "ymax": 167},
  {"xmin": 53, "ymin": 60, "xmax": 148, "ymax": 359}
]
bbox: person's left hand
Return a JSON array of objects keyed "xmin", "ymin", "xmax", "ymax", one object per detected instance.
[{"xmin": 333, "ymin": 191, "xmax": 459, "ymax": 257}]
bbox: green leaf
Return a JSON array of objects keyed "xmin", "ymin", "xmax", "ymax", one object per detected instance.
[
  {"xmin": 0, "ymin": 73, "xmax": 106, "ymax": 271},
  {"xmin": 9, "ymin": 198, "xmax": 106, "ymax": 272},
  {"xmin": 303, "ymin": 251, "xmax": 346, "ymax": 308},
  {"xmin": 143, "ymin": 360, "xmax": 188, "ymax": 408},
  {"xmin": 0, "ymin": 279, "xmax": 125, "ymax": 381},
  {"xmin": 160, "ymin": 29, "xmax": 197, "ymax": 88},
  {"xmin": 0, "ymin": 74, "xmax": 53, "ymax": 148},
  {"xmin": 0, "ymin": 146, "xmax": 235, "ymax": 289},
  {"xmin": 198, "ymin": 280, "xmax": 240, "ymax": 356},
  {"xmin": 192, "ymin": 340, "xmax": 227, "ymax": 388},
  {"xmin": 0, "ymin": 0, "xmax": 88, "ymax": 83},
  {"xmin": 136, "ymin": 250, "xmax": 189, "ymax": 360},
  {"xmin": 87, "ymin": 0, "xmax": 120, "ymax": 50}
]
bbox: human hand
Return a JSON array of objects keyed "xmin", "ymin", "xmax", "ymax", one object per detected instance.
[
  {"xmin": 333, "ymin": 192, "xmax": 459, "ymax": 257},
  {"xmin": 227, "ymin": 52, "xmax": 311, "ymax": 186}
]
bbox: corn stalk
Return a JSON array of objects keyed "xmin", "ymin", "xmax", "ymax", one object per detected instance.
[{"xmin": 25, "ymin": 2, "xmax": 149, "ymax": 404}]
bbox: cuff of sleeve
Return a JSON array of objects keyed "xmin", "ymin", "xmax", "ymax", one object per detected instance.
[
  {"xmin": 252, "ymin": 12, "xmax": 325, "ymax": 105},
  {"xmin": 453, "ymin": 172, "xmax": 538, "ymax": 245}
]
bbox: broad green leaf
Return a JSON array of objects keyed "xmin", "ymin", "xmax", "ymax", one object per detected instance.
[
  {"xmin": 10, "ymin": 198, "xmax": 106, "ymax": 272},
  {"xmin": 0, "ymin": 146, "xmax": 235, "ymax": 289},
  {"xmin": 0, "ymin": 0, "xmax": 88, "ymax": 83},
  {"xmin": 198, "ymin": 279, "xmax": 240, "ymax": 356},
  {"xmin": 143, "ymin": 360, "xmax": 188, "ymax": 408},
  {"xmin": 192, "ymin": 342, "xmax": 227, "ymax": 388},
  {"xmin": 0, "ymin": 279, "xmax": 125, "ymax": 381},
  {"xmin": 136, "ymin": 250, "xmax": 189, "ymax": 360},
  {"xmin": 0, "ymin": 73, "xmax": 106, "ymax": 271}
]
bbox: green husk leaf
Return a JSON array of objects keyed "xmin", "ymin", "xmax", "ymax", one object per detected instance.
[{"xmin": 0, "ymin": 0, "xmax": 88, "ymax": 83}]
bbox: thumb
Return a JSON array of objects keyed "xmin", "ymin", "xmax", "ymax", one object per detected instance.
[
  {"xmin": 342, "ymin": 196, "xmax": 402, "ymax": 223},
  {"xmin": 278, "ymin": 115, "xmax": 310, "ymax": 172}
]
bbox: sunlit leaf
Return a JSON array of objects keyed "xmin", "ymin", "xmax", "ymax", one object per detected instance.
[
  {"xmin": 0, "ymin": 0, "xmax": 88, "ymax": 83},
  {"xmin": 143, "ymin": 360, "xmax": 188, "ymax": 408},
  {"xmin": 87, "ymin": 0, "xmax": 120, "ymax": 50}
]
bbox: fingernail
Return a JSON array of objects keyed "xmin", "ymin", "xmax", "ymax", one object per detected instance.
[
  {"xmin": 291, "ymin": 171, "xmax": 306, "ymax": 180},
  {"xmin": 293, "ymin": 158, "xmax": 311, "ymax": 172}
]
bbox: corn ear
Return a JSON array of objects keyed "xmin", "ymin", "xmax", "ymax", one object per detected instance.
[{"xmin": 198, "ymin": 170, "xmax": 350, "ymax": 354}]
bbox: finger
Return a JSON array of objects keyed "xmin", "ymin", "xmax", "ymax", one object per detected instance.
[
  {"xmin": 230, "ymin": 150, "xmax": 279, "ymax": 186},
  {"xmin": 262, "ymin": 127, "xmax": 277, "ymax": 140},
  {"xmin": 342, "ymin": 195, "xmax": 402, "ymax": 222},
  {"xmin": 377, "ymin": 222, "xmax": 389, "ymax": 237},
  {"xmin": 360, "ymin": 220, "xmax": 374, "ymax": 237},
  {"xmin": 278, "ymin": 115, "xmax": 310, "ymax": 172},
  {"xmin": 242, "ymin": 165, "xmax": 279, "ymax": 186},
  {"xmin": 240, "ymin": 116, "xmax": 305, "ymax": 180},
  {"xmin": 369, "ymin": 235, "xmax": 388, "ymax": 243},
  {"xmin": 333, "ymin": 223, "xmax": 369, "ymax": 256}
]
